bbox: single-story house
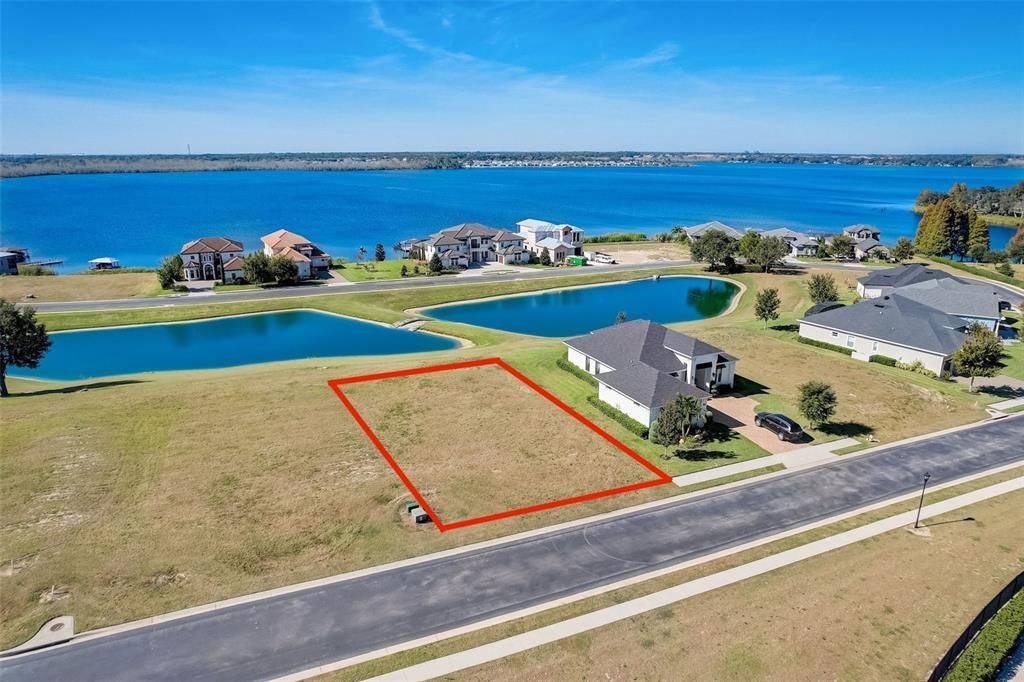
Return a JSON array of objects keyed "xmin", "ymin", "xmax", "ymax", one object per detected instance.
[
  {"xmin": 88, "ymin": 257, "xmax": 121, "ymax": 270},
  {"xmin": 895, "ymin": 278, "xmax": 1007, "ymax": 332},
  {"xmin": 854, "ymin": 237, "xmax": 887, "ymax": 260},
  {"xmin": 760, "ymin": 228, "xmax": 819, "ymax": 256},
  {"xmin": 856, "ymin": 263, "xmax": 954, "ymax": 299},
  {"xmin": 564, "ymin": 320, "xmax": 737, "ymax": 428},
  {"xmin": 181, "ymin": 237, "xmax": 245, "ymax": 283},
  {"xmin": 684, "ymin": 221, "xmax": 745, "ymax": 240},
  {"xmin": 804, "ymin": 301, "xmax": 845, "ymax": 316},
  {"xmin": 799, "ymin": 294, "xmax": 968, "ymax": 375},
  {"xmin": 261, "ymin": 229, "xmax": 332, "ymax": 279}
]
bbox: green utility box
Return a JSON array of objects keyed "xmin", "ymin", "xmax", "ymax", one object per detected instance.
[{"xmin": 566, "ymin": 256, "xmax": 588, "ymax": 266}]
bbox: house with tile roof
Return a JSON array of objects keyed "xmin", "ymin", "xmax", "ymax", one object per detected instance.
[
  {"xmin": 261, "ymin": 229, "xmax": 332, "ymax": 280},
  {"xmin": 564, "ymin": 320, "xmax": 737, "ymax": 428},
  {"xmin": 180, "ymin": 237, "xmax": 245, "ymax": 282},
  {"xmin": 414, "ymin": 222, "xmax": 530, "ymax": 266},
  {"xmin": 516, "ymin": 218, "xmax": 584, "ymax": 262}
]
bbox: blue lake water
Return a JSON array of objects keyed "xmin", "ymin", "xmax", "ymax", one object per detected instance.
[
  {"xmin": 2, "ymin": 164, "xmax": 1022, "ymax": 272},
  {"xmin": 13, "ymin": 310, "xmax": 458, "ymax": 381},
  {"xmin": 428, "ymin": 276, "xmax": 739, "ymax": 337}
]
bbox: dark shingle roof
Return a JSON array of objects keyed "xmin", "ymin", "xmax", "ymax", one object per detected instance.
[
  {"xmin": 857, "ymin": 263, "xmax": 954, "ymax": 289},
  {"xmin": 896, "ymin": 278, "xmax": 1005, "ymax": 319},
  {"xmin": 800, "ymin": 295, "xmax": 968, "ymax": 355},
  {"xmin": 805, "ymin": 301, "xmax": 845, "ymax": 316},
  {"xmin": 565, "ymin": 320, "xmax": 725, "ymax": 371},
  {"xmin": 596, "ymin": 365, "xmax": 708, "ymax": 408}
]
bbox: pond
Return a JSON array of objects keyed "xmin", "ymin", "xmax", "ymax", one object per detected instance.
[
  {"xmin": 426, "ymin": 276, "xmax": 739, "ymax": 337},
  {"xmin": 14, "ymin": 310, "xmax": 459, "ymax": 381}
]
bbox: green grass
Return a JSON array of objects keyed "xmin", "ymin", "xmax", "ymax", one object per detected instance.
[
  {"xmin": 944, "ymin": 590, "xmax": 1024, "ymax": 682},
  {"xmin": 926, "ymin": 256, "xmax": 1024, "ymax": 288},
  {"xmin": 674, "ymin": 464, "xmax": 786, "ymax": 495},
  {"xmin": 979, "ymin": 212, "xmax": 1024, "ymax": 227},
  {"xmin": 213, "ymin": 280, "xmax": 326, "ymax": 293},
  {"xmin": 335, "ymin": 259, "xmax": 426, "ymax": 282}
]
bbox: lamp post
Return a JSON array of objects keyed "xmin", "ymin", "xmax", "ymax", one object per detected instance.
[{"xmin": 914, "ymin": 472, "xmax": 932, "ymax": 529}]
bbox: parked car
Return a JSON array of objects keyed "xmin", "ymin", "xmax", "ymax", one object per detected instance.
[
  {"xmin": 585, "ymin": 251, "xmax": 617, "ymax": 264},
  {"xmin": 754, "ymin": 412, "xmax": 805, "ymax": 442}
]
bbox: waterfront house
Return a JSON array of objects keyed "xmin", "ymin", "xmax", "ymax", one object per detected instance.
[
  {"xmin": 180, "ymin": 237, "xmax": 245, "ymax": 283},
  {"xmin": 843, "ymin": 224, "xmax": 882, "ymax": 241},
  {"xmin": 516, "ymin": 218, "xmax": 584, "ymax": 262},
  {"xmin": 88, "ymin": 257, "xmax": 121, "ymax": 270},
  {"xmin": 564, "ymin": 320, "xmax": 737, "ymax": 428},
  {"xmin": 760, "ymin": 228, "xmax": 819, "ymax": 256},
  {"xmin": 261, "ymin": 229, "xmax": 332, "ymax": 279},
  {"xmin": 799, "ymin": 295, "xmax": 968, "ymax": 375},
  {"xmin": 414, "ymin": 223, "xmax": 530, "ymax": 266},
  {"xmin": 683, "ymin": 221, "xmax": 745, "ymax": 240},
  {"xmin": 0, "ymin": 247, "xmax": 30, "ymax": 275}
]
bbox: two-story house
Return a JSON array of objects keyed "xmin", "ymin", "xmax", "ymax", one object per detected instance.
[
  {"xmin": 516, "ymin": 218, "xmax": 584, "ymax": 262},
  {"xmin": 180, "ymin": 237, "xmax": 245, "ymax": 283},
  {"xmin": 414, "ymin": 223, "xmax": 530, "ymax": 266},
  {"xmin": 261, "ymin": 229, "xmax": 332, "ymax": 280}
]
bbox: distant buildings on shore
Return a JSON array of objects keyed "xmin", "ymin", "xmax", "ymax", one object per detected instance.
[{"xmin": 681, "ymin": 220, "xmax": 889, "ymax": 261}]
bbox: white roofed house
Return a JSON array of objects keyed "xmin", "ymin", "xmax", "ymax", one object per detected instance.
[
  {"xmin": 261, "ymin": 229, "xmax": 332, "ymax": 280},
  {"xmin": 516, "ymin": 218, "xmax": 584, "ymax": 262},
  {"xmin": 564, "ymin": 320, "xmax": 738, "ymax": 428},
  {"xmin": 180, "ymin": 237, "xmax": 245, "ymax": 283}
]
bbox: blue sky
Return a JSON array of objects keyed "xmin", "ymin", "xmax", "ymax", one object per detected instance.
[{"xmin": 2, "ymin": 1, "xmax": 1022, "ymax": 154}]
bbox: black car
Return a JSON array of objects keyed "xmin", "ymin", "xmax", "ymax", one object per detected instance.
[{"xmin": 754, "ymin": 412, "xmax": 805, "ymax": 442}]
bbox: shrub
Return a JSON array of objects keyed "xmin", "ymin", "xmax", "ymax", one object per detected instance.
[
  {"xmin": 16, "ymin": 264, "xmax": 55, "ymax": 276},
  {"xmin": 555, "ymin": 357, "xmax": 598, "ymax": 387},
  {"xmin": 869, "ymin": 355, "xmax": 898, "ymax": 367},
  {"xmin": 796, "ymin": 336, "xmax": 854, "ymax": 356},
  {"xmin": 995, "ymin": 261, "xmax": 1014, "ymax": 277},
  {"xmin": 798, "ymin": 380, "xmax": 837, "ymax": 428},
  {"xmin": 927, "ymin": 257, "xmax": 1021, "ymax": 286},
  {"xmin": 586, "ymin": 395, "xmax": 649, "ymax": 438},
  {"xmin": 944, "ymin": 590, "xmax": 1024, "ymax": 682},
  {"xmin": 895, "ymin": 359, "xmax": 937, "ymax": 378},
  {"xmin": 583, "ymin": 232, "xmax": 648, "ymax": 244}
]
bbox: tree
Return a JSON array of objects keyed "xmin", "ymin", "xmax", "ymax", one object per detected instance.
[
  {"xmin": 798, "ymin": 380, "xmax": 837, "ymax": 429},
  {"xmin": 615, "ymin": 310, "xmax": 628, "ymax": 325},
  {"xmin": 539, "ymin": 247, "xmax": 552, "ymax": 266},
  {"xmin": 891, "ymin": 236, "xmax": 916, "ymax": 263},
  {"xmin": 754, "ymin": 288, "xmax": 780, "ymax": 329},
  {"xmin": 650, "ymin": 394, "xmax": 704, "ymax": 458},
  {"xmin": 807, "ymin": 273, "xmax": 839, "ymax": 304},
  {"xmin": 966, "ymin": 214, "xmax": 990, "ymax": 262},
  {"xmin": 0, "ymin": 300, "xmax": 52, "ymax": 397},
  {"xmin": 952, "ymin": 323, "xmax": 1004, "ymax": 392},
  {"xmin": 269, "ymin": 254, "xmax": 299, "ymax": 283},
  {"xmin": 1008, "ymin": 228, "xmax": 1024, "ymax": 264},
  {"xmin": 737, "ymin": 231, "xmax": 761, "ymax": 259},
  {"xmin": 690, "ymin": 230, "xmax": 737, "ymax": 271},
  {"xmin": 400, "ymin": 264, "xmax": 409, "ymax": 277},
  {"xmin": 356, "ymin": 246, "xmax": 367, "ymax": 264},
  {"xmin": 995, "ymin": 262, "xmax": 1014, "ymax": 277},
  {"xmin": 748, "ymin": 236, "xmax": 790, "ymax": 273},
  {"xmin": 374, "ymin": 243, "xmax": 386, "ymax": 262},
  {"xmin": 830, "ymin": 234, "xmax": 855, "ymax": 259},
  {"xmin": 242, "ymin": 252, "xmax": 274, "ymax": 283},
  {"xmin": 428, "ymin": 252, "xmax": 443, "ymax": 274},
  {"xmin": 914, "ymin": 197, "xmax": 969, "ymax": 257},
  {"xmin": 156, "ymin": 254, "xmax": 183, "ymax": 289}
]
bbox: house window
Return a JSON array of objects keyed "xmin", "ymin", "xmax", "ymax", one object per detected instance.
[
  {"xmin": 871, "ymin": 340, "xmax": 878, "ymax": 352},
  {"xmin": 831, "ymin": 331, "xmax": 839, "ymax": 338},
  {"xmin": 846, "ymin": 335, "xmax": 855, "ymax": 348}
]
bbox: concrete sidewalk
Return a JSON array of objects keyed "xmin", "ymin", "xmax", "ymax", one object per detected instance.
[
  {"xmin": 363, "ymin": 476, "xmax": 1024, "ymax": 682},
  {"xmin": 991, "ymin": 396, "xmax": 1024, "ymax": 412},
  {"xmin": 672, "ymin": 437, "xmax": 858, "ymax": 487}
]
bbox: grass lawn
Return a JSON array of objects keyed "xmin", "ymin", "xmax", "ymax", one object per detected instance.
[
  {"xmin": 0, "ymin": 272, "xmax": 164, "ymax": 302},
  {"xmin": 335, "ymin": 259, "xmax": 426, "ymax": 282},
  {"xmin": 212, "ymin": 280, "xmax": 326, "ymax": 294},
  {"xmin": 596, "ymin": 241, "xmax": 690, "ymax": 263},
  {"xmin": 337, "ymin": 362, "xmax": 665, "ymax": 526},
  {"xmin": 979, "ymin": 212, "xmax": 1024, "ymax": 227},
  {"xmin": 446, "ymin": 488, "xmax": 1024, "ymax": 682}
]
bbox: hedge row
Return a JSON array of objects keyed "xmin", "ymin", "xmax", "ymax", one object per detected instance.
[
  {"xmin": 945, "ymin": 590, "xmax": 1024, "ymax": 682},
  {"xmin": 796, "ymin": 336, "xmax": 855, "ymax": 356},
  {"xmin": 556, "ymin": 357, "xmax": 599, "ymax": 387},
  {"xmin": 869, "ymin": 355, "xmax": 898, "ymax": 367},
  {"xmin": 586, "ymin": 395, "xmax": 649, "ymax": 439},
  {"xmin": 927, "ymin": 256, "xmax": 1023, "ymax": 287}
]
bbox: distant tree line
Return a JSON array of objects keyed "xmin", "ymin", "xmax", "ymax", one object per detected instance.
[
  {"xmin": 915, "ymin": 183, "xmax": 1024, "ymax": 263},
  {"xmin": 916, "ymin": 181, "xmax": 1024, "ymax": 219}
]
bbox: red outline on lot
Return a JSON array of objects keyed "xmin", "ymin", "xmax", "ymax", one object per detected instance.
[{"xmin": 328, "ymin": 357, "xmax": 672, "ymax": 532}]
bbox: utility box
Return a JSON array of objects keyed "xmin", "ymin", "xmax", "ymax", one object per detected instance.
[{"xmin": 566, "ymin": 256, "xmax": 587, "ymax": 266}]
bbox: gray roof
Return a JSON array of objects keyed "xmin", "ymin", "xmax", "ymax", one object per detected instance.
[
  {"xmin": 760, "ymin": 227, "xmax": 804, "ymax": 240},
  {"xmin": 596, "ymin": 364, "xmax": 708, "ymax": 409},
  {"xmin": 843, "ymin": 224, "xmax": 881, "ymax": 237},
  {"xmin": 427, "ymin": 233, "xmax": 462, "ymax": 247},
  {"xmin": 805, "ymin": 301, "xmax": 845, "ymax": 316},
  {"xmin": 496, "ymin": 244, "xmax": 525, "ymax": 255},
  {"xmin": 685, "ymin": 221, "xmax": 744, "ymax": 240},
  {"xmin": 800, "ymin": 294, "xmax": 968, "ymax": 355},
  {"xmin": 441, "ymin": 223, "xmax": 504, "ymax": 240},
  {"xmin": 492, "ymin": 230, "xmax": 525, "ymax": 242},
  {"xmin": 855, "ymin": 237, "xmax": 883, "ymax": 251},
  {"xmin": 536, "ymin": 237, "xmax": 568, "ymax": 250},
  {"xmin": 895, "ymin": 278, "xmax": 1005, "ymax": 320},
  {"xmin": 857, "ymin": 263, "xmax": 954, "ymax": 289},
  {"xmin": 564, "ymin": 320, "xmax": 726, "ymax": 372}
]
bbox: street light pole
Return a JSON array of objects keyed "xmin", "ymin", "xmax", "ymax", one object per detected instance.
[{"xmin": 914, "ymin": 472, "xmax": 932, "ymax": 529}]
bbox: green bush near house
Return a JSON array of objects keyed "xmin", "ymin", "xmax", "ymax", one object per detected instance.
[
  {"xmin": 796, "ymin": 336, "xmax": 855, "ymax": 356},
  {"xmin": 556, "ymin": 357, "xmax": 599, "ymax": 387},
  {"xmin": 944, "ymin": 590, "xmax": 1024, "ymax": 682},
  {"xmin": 586, "ymin": 395, "xmax": 649, "ymax": 439},
  {"xmin": 868, "ymin": 355, "xmax": 898, "ymax": 367}
]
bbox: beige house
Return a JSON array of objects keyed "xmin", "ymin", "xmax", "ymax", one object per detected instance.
[
  {"xmin": 414, "ymin": 223, "xmax": 530, "ymax": 266},
  {"xmin": 180, "ymin": 237, "xmax": 245, "ymax": 282},
  {"xmin": 261, "ymin": 229, "xmax": 332, "ymax": 280}
]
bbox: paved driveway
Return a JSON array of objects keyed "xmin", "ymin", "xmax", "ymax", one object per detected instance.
[
  {"xmin": 709, "ymin": 395, "xmax": 801, "ymax": 454},
  {"xmin": 2, "ymin": 415, "xmax": 1021, "ymax": 682}
]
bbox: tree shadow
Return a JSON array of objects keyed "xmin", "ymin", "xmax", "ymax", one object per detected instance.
[
  {"xmin": 978, "ymin": 385, "xmax": 1024, "ymax": 399},
  {"xmin": 819, "ymin": 421, "xmax": 874, "ymax": 439},
  {"xmin": 676, "ymin": 448, "xmax": 740, "ymax": 462},
  {"xmin": 11, "ymin": 380, "xmax": 146, "ymax": 397}
]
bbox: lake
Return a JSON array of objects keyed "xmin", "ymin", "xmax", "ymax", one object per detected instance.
[
  {"xmin": 2, "ymin": 164, "xmax": 1021, "ymax": 272},
  {"xmin": 12, "ymin": 310, "xmax": 459, "ymax": 381},
  {"xmin": 427, "ymin": 276, "xmax": 739, "ymax": 337}
]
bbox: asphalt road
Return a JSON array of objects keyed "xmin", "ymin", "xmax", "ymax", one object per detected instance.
[{"xmin": 2, "ymin": 415, "xmax": 1022, "ymax": 681}]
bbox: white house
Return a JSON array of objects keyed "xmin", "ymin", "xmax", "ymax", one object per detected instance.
[
  {"xmin": 180, "ymin": 237, "xmax": 245, "ymax": 283},
  {"xmin": 261, "ymin": 229, "xmax": 332, "ymax": 280},
  {"xmin": 516, "ymin": 218, "xmax": 584, "ymax": 262},
  {"xmin": 798, "ymin": 295, "xmax": 968, "ymax": 375},
  {"xmin": 564, "ymin": 320, "xmax": 737, "ymax": 428}
]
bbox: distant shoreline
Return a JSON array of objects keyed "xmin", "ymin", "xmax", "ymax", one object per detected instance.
[{"xmin": 3, "ymin": 152, "xmax": 1022, "ymax": 179}]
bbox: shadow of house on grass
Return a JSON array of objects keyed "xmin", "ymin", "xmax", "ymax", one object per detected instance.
[
  {"xmin": 819, "ymin": 421, "xmax": 874, "ymax": 439},
  {"xmin": 12, "ymin": 379, "xmax": 147, "ymax": 398}
]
